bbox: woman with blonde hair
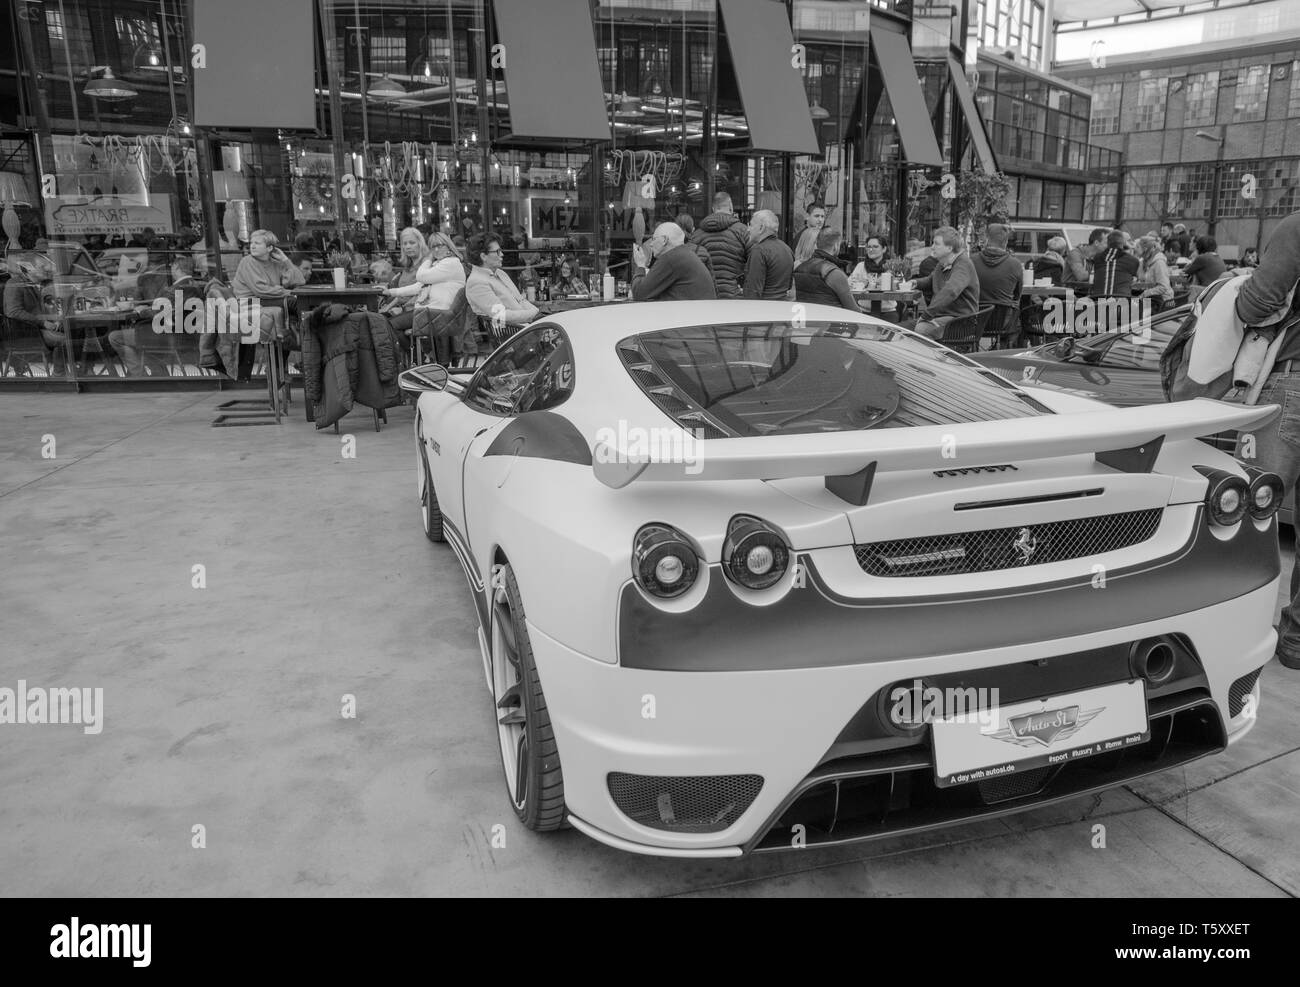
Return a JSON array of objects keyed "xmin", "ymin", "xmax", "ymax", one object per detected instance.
[
  {"xmin": 412, "ymin": 230, "xmax": 468, "ymax": 363},
  {"xmin": 381, "ymin": 227, "xmax": 430, "ymax": 336}
]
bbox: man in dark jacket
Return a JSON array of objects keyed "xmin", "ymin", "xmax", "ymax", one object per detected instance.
[
  {"xmin": 1091, "ymin": 230, "xmax": 1140, "ymax": 297},
  {"xmin": 972, "ymin": 223, "xmax": 1024, "ymax": 309},
  {"xmin": 1233, "ymin": 210, "xmax": 1300, "ymax": 668},
  {"xmin": 911, "ymin": 226, "xmax": 980, "ymax": 339},
  {"xmin": 631, "ymin": 223, "xmax": 717, "ymax": 301},
  {"xmin": 675, "ymin": 213, "xmax": 713, "ymax": 277},
  {"xmin": 793, "ymin": 228, "xmax": 860, "ymax": 312},
  {"xmin": 692, "ymin": 192, "xmax": 749, "ymax": 298},
  {"xmin": 742, "ymin": 210, "xmax": 794, "ymax": 300}
]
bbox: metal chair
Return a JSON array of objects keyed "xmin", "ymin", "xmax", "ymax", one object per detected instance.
[
  {"xmin": 938, "ymin": 306, "xmax": 993, "ymax": 354},
  {"xmin": 980, "ymin": 303, "xmax": 1022, "ymax": 350}
]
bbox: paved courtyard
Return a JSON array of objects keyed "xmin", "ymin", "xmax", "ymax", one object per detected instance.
[{"xmin": 1, "ymin": 392, "xmax": 1297, "ymax": 897}]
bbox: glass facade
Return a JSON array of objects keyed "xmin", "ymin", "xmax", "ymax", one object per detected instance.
[{"xmin": 0, "ymin": 0, "xmax": 1109, "ymax": 386}]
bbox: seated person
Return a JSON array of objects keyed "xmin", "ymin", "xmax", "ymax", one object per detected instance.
[
  {"xmin": 908, "ymin": 227, "xmax": 979, "ymax": 340},
  {"xmin": 972, "ymin": 223, "xmax": 1024, "ymax": 309},
  {"xmin": 630, "ymin": 223, "xmax": 717, "ymax": 301},
  {"xmin": 107, "ymin": 245, "xmax": 173, "ymax": 377},
  {"xmin": 232, "ymin": 229, "xmax": 305, "ymax": 380},
  {"xmin": 551, "ymin": 256, "xmax": 588, "ymax": 297},
  {"xmin": 1035, "ymin": 237, "xmax": 1068, "ymax": 286},
  {"xmin": 1184, "ymin": 235, "xmax": 1228, "ymax": 286},
  {"xmin": 1090, "ymin": 230, "xmax": 1140, "ymax": 297},
  {"xmin": 793, "ymin": 228, "xmax": 860, "ymax": 312},
  {"xmin": 465, "ymin": 233, "xmax": 538, "ymax": 336},
  {"xmin": 4, "ymin": 255, "xmax": 64, "ymax": 371},
  {"xmin": 380, "ymin": 227, "xmax": 428, "ymax": 337}
]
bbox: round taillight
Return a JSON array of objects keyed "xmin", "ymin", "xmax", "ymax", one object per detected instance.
[
  {"xmin": 633, "ymin": 524, "xmax": 699, "ymax": 599},
  {"xmin": 723, "ymin": 515, "xmax": 790, "ymax": 590},
  {"xmin": 1201, "ymin": 469, "xmax": 1249, "ymax": 526},
  {"xmin": 1247, "ymin": 469, "xmax": 1284, "ymax": 520}
]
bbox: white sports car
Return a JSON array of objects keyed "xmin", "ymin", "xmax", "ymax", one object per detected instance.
[{"xmin": 400, "ymin": 301, "xmax": 1282, "ymax": 858}]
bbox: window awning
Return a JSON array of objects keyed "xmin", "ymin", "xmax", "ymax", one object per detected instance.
[
  {"xmin": 867, "ymin": 20, "xmax": 944, "ymax": 168},
  {"xmin": 492, "ymin": 0, "xmax": 612, "ymax": 144},
  {"xmin": 192, "ymin": 0, "xmax": 315, "ymax": 128},
  {"xmin": 718, "ymin": 0, "xmax": 821, "ymax": 156},
  {"xmin": 947, "ymin": 55, "xmax": 998, "ymax": 175}
]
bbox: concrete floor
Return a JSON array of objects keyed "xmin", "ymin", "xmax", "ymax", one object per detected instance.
[{"xmin": 1, "ymin": 391, "xmax": 1298, "ymax": 897}]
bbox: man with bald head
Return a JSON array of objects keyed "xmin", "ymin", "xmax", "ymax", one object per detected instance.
[
  {"xmin": 630, "ymin": 222, "xmax": 717, "ymax": 301},
  {"xmin": 743, "ymin": 209, "xmax": 795, "ymax": 300}
]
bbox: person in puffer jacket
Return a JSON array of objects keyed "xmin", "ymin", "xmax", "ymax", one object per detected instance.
[{"xmin": 692, "ymin": 191, "xmax": 750, "ymax": 297}]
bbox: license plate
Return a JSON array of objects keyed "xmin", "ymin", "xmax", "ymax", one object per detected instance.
[{"xmin": 932, "ymin": 680, "xmax": 1149, "ymax": 789}]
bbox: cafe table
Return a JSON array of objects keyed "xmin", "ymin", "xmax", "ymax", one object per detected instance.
[
  {"xmin": 291, "ymin": 284, "xmax": 386, "ymax": 313},
  {"xmin": 536, "ymin": 296, "xmax": 629, "ymax": 315},
  {"xmin": 62, "ymin": 306, "xmax": 142, "ymax": 379},
  {"xmin": 852, "ymin": 289, "xmax": 922, "ymax": 319}
]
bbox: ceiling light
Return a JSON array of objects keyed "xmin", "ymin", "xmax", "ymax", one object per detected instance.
[
  {"xmin": 809, "ymin": 96, "xmax": 830, "ymax": 120},
  {"xmin": 84, "ymin": 67, "xmax": 137, "ymax": 101},
  {"xmin": 368, "ymin": 74, "xmax": 407, "ymax": 100}
]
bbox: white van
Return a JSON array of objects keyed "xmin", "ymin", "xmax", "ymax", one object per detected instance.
[{"xmin": 1006, "ymin": 222, "xmax": 1103, "ymax": 264}]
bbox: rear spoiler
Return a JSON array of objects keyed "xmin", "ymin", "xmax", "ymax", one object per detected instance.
[{"xmin": 592, "ymin": 399, "xmax": 1278, "ymax": 496}]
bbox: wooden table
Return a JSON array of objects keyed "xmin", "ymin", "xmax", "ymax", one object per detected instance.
[
  {"xmin": 852, "ymin": 289, "xmax": 921, "ymax": 318},
  {"xmin": 62, "ymin": 308, "xmax": 138, "ymax": 378}
]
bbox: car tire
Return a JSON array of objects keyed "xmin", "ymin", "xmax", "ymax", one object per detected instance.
[
  {"xmin": 419, "ymin": 445, "xmax": 445, "ymax": 544},
  {"xmin": 490, "ymin": 562, "xmax": 566, "ymax": 831}
]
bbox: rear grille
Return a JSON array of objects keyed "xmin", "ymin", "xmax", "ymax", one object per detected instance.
[
  {"xmin": 855, "ymin": 508, "xmax": 1163, "ymax": 577},
  {"xmin": 1228, "ymin": 668, "xmax": 1262, "ymax": 718},
  {"xmin": 608, "ymin": 773, "xmax": 763, "ymax": 833}
]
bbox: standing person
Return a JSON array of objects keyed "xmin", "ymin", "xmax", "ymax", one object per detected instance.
[
  {"xmin": 909, "ymin": 227, "xmax": 979, "ymax": 339},
  {"xmin": 1135, "ymin": 235, "xmax": 1174, "ymax": 309},
  {"xmin": 1159, "ymin": 222, "xmax": 1174, "ymax": 252},
  {"xmin": 465, "ymin": 233, "xmax": 538, "ymax": 329},
  {"xmin": 379, "ymin": 227, "xmax": 431, "ymax": 337},
  {"xmin": 675, "ymin": 213, "xmax": 713, "ymax": 277},
  {"xmin": 1091, "ymin": 230, "xmax": 1139, "ymax": 298},
  {"xmin": 1233, "ymin": 210, "xmax": 1300, "ymax": 668},
  {"xmin": 971, "ymin": 223, "xmax": 1024, "ymax": 310},
  {"xmin": 692, "ymin": 191, "xmax": 749, "ymax": 298},
  {"xmin": 742, "ymin": 210, "xmax": 794, "ymax": 300},
  {"xmin": 793, "ymin": 228, "xmax": 861, "ymax": 312},
  {"xmin": 630, "ymin": 222, "xmax": 717, "ymax": 302},
  {"xmin": 1184, "ymin": 235, "xmax": 1228, "ymax": 286},
  {"xmin": 792, "ymin": 202, "xmax": 827, "ymax": 267}
]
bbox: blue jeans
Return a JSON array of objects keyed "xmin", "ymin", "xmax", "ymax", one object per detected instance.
[{"xmin": 1237, "ymin": 371, "xmax": 1300, "ymax": 658}]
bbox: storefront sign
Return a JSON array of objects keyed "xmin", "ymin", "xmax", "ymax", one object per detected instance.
[
  {"xmin": 530, "ymin": 196, "xmax": 589, "ymax": 236},
  {"xmin": 44, "ymin": 195, "xmax": 176, "ymax": 237}
]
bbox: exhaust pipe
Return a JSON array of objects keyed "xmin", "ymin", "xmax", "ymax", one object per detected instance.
[{"xmin": 1130, "ymin": 639, "xmax": 1176, "ymax": 685}]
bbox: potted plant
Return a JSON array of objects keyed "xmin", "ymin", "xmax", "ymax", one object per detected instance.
[{"xmin": 884, "ymin": 257, "xmax": 910, "ymax": 290}]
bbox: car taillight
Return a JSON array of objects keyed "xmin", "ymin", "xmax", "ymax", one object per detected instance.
[
  {"xmin": 632, "ymin": 524, "xmax": 699, "ymax": 599},
  {"xmin": 1244, "ymin": 467, "xmax": 1284, "ymax": 520},
  {"xmin": 722, "ymin": 515, "xmax": 789, "ymax": 590},
  {"xmin": 1198, "ymin": 467, "xmax": 1249, "ymax": 526}
]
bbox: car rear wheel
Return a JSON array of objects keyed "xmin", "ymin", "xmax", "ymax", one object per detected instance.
[
  {"xmin": 418, "ymin": 444, "xmax": 444, "ymax": 543},
  {"xmin": 490, "ymin": 562, "xmax": 566, "ymax": 830}
]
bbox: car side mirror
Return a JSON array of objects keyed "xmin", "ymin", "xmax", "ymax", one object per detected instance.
[{"xmin": 398, "ymin": 363, "xmax": 450, "ymax": 393}]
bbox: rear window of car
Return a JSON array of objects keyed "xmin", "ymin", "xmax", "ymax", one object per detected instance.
[{"xmin": 618, "ymin": 321, "xmax": 1051, "ymax": 438}]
